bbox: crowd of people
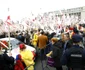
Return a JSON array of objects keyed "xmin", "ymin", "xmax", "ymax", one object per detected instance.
[{"xmin": 0, "ymin": 22, "xmax": 85, "ymax": 70}]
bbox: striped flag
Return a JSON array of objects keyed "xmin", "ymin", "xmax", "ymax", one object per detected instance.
[
  {"xmin": 6, "ymin": 15, "xmax": 11, "ymax": 25},
  {"xmin": 5, "ymin": 15, "xmax": 11, "ymax": 32}
]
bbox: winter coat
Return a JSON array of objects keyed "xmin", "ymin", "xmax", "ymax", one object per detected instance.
[
  {"xmin": 20, "ymin": 50, "xmax": 34, "ymax": 70},
  {"xmin": 16, "ymin": 35, "xmax": 25, "ymax": 43},
  {"xmin": 51, "ymin": 41, "xmax": 63, "ymax": 67},
  {"xmin": 0, "ymin": 52, "xmax": 14, "ymax": 70},
  {"xmin": 38, "ymin": 34, "xmax": 48, "ymax": 49}
]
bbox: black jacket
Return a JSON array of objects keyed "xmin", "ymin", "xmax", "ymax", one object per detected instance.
[
  {"xmin": 51, "ymin": 41, "xmax": 63, "ymax": 67},
  {"xmin": 0, "ymin": 53, "xmax": 14, "ymax": 70}
]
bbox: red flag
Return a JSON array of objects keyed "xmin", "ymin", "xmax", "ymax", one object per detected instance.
[
  {"xmin": 7, "ymin": 16, "xmax": 10, "ymax": 19},
  {"xmin": 32, "ymin": 19, "xmax": 35, "ymax": 21},
  {"xmin": 6, "ymin": 15, "xmax": 11, "ymax": 25},
  {"xmin": 5, "ymin": 15, "xmax": 12, "ymax": 32}
]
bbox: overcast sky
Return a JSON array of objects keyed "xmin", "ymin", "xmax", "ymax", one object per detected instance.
[{"xmin": 0, "ymin": 0, "xmax": 85, "ymax": 21}]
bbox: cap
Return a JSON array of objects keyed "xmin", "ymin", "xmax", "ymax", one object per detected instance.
[{"xmin": 72, "ymin": 34, "xmax": 82, "ymax": 43}]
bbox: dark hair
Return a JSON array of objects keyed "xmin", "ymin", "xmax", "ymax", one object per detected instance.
[
  {"xmin": 41, "ymin": 31, "xmax": 44, "ymax": 35},
  {"xmin": 73, "ymin": 27, "xmax": 79, "ymax": 34},
  {"xmin": 38, "ymin": 29, "xmax": 41, "ymax": 32},
  {"xmin": 30, "ymin": 31, "xmax": 33, "ymax": 34}
]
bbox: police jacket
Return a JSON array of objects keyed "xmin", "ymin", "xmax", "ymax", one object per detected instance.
[{"xmin": 61, "ymin": 45, "xmax": 85, "ymax": 68}]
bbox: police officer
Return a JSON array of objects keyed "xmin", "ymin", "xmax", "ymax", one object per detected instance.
[{"xmin": 61, "ymin": 34, "xmax": 85, "ymax": 70}]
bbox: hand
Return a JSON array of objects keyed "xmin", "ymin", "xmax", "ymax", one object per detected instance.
[{"xmin": 46, "ymin": 53, "xmax": 50, "ymax": 57}]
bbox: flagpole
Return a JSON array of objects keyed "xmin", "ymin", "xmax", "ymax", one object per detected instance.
[{"xmin": 8, "ymin": 8, "xmax": 11, "ymax": 50}]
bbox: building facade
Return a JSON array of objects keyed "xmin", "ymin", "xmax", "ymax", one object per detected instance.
[{"xmin": 48, "ymin": 6, "xmax": 85, "ymax": 21}]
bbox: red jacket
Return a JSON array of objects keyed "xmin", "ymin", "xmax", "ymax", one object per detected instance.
[{"xmin": 14, "ymin": 60, "xmax": 25, "ymax": 70}]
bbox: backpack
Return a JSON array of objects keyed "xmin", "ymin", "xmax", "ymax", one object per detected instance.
[{"xmin": 67, "ymin": 46, "xmax": 84, "ymax": 68}]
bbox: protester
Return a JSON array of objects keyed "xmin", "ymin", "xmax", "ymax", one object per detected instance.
[
  {"xmin": 19, "ymin": 43, "xmax": 34, "ymax": 70},
  {"xmin": 16, "ymin": 33, "xmax": 25, "ymax": 43},
  {"xmin": 30, "ymin": 29, "xmax": 39, "ymax": 47},
  {"xmin": 37, "ymin": 31, "xmax": 48, "ymax": 60},
  {"xmin": 14, "ymin": 54, "xmax": 26, "ymax": 70},
  {"xmin": 0, "ymin": 41, "xmax": 14, "ymax": 70},
  {"xmin": 46, "ymin": 38, "xmax": 63, "ymax": 70},
  {"xmin": 24, "ymin": 31, "xmax": 30, "ymax": 45},
  {"xmin": 63, "ymin": 33, "xmax": 73, "ymax": 53}
]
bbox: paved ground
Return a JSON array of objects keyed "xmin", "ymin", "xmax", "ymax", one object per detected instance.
[
  {"xmin": 34, "ymin": 56, "xmax": 56, "ymax": 70},
  {"xmin": 34, "ymin": 55, "xmax": 68, "ymax": 70}
]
